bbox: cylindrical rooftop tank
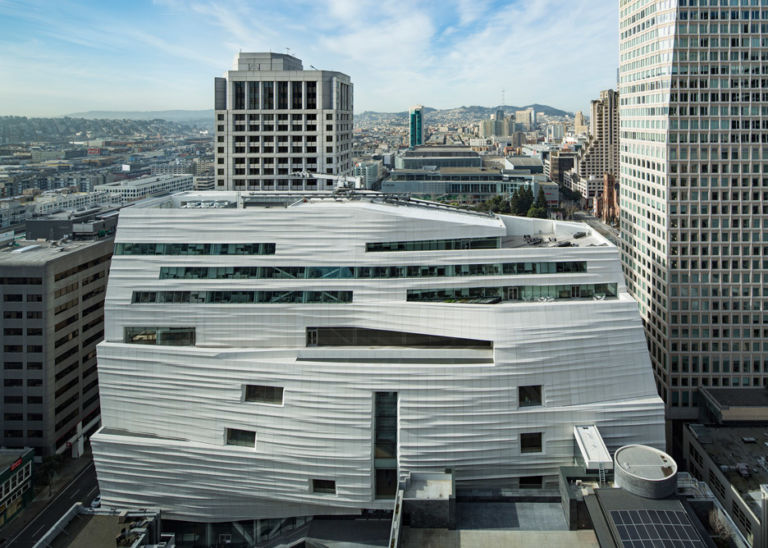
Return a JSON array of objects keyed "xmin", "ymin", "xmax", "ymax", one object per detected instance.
[{"xmin": 614, "ymin": 445, "xmax": 677, "ymax": 499}]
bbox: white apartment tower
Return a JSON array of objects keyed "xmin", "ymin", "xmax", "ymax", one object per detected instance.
[
  {"xmin": 214, "ymin": 53, "xmax": 353, "ymax": 191},
  {"xmin": 619, "ymin": 0, "xmax": 768, "ymax": 435},
  {"xmin": 577, "ymin": 89, "xmax": 620, "ymax": 180}
]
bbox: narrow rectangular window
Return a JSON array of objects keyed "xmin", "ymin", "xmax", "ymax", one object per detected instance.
[
  {"xmin": 291, "ymin": 81, "xmax": 303, "ymax": 109},
  {"xmin": 226, "ymin": 428, "xmax": 256, "ymax": 447},
  {"xmin": 244, "ymin": 385, "xmax": 283, "ymax": 404},
  {"xmin": 233, "ymin": 81, "xmax": 245, "ymax": 110},
  {"xmin": 518, "ymin": 385, "xmax": 542, "ymax": 407},
  {"xmin": 375, "ymin": 392, "xmax": 398, "ymax": 499},
  {"xmin": 277, "ymin": 81, "xmax": 288, "ymax": 109},
  {"xmin": 520, "ymin": 432, "xmax": 542, "ymax": 454},
  {"xmin": 248, "ymin": 81, "xmax": 259, "ymax": 110},
  {"xmin": 262, "ymin": 81, "xmax": 274, "ymax": 109},
  {"xmin": 312, "ymin": 479, "xmax": 336, "ymax": 494}
]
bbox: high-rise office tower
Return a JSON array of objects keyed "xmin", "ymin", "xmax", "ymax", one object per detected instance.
[
  {"xmin": 214, "ymin": 52, "xmax": 353, "ymax": 191},
  {"xmin": 409, "ymin": 105, "xmax": 425, "ymax": 147},
  {"xmin": 574, "ymin": 111, "xmax": 588, "ymax": 135},
  {"xmin": 514, "ymin": 108, "xmax": 536, "ymax": 131},
  {"xmin": 0, "ymin": 237, "xmax": 112, "ymax": 456},
  {"xmin": 480, "ymin": 109, "xmax": 512, "ymax": 138},
  {"xmin": 577, "ymin": 89, "xmax": 619, "ymax": 180},
  {"xmin": 619, "ymin": 1, "xmax": 768, "ymax": 440},
  {"xmin": 546, "ymin": 123, "xmax": 565, "ymax": 143}
]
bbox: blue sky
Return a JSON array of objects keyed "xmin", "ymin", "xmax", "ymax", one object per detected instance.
[{"xmin": 0, "ymin": 0, "xmax": 618, "ymax": 116}]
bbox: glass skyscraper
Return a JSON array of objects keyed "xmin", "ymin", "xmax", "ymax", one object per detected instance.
[{"xmin": 409, "ymin": 104, "xmax": 425, "ymax": 147}]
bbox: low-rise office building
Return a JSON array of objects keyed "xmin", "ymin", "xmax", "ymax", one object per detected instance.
[
  {"xmin": 684, "ymin": 423, "xmax": 768, "ymax": 547},
  {"xmin": 683, "ymin": 388, "xmax": 768, "ymax": 547},
  {"xmin": 94, "ymin": 174, "xmax": 193, "ymax": 204},
  {"xmin": 0, "ymin": 447, "xmax": 34, "ymax": 529},
  {"xmin": 382, "ymin": 167, "xmax": 552, "ymax": 205},
  {"xmin": 394, "ymin": 146, "xmax": 482, "ymax": 170}
]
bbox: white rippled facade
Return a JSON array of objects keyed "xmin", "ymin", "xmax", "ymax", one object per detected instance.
[{"xmin": 92, "ymin": 191, "xmax": 664, "ymax": 522}]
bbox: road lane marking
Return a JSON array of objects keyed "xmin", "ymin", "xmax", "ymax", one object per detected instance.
[{"xmin": 6, "ymin": 462, "xmax": 95, "ymax": 546}]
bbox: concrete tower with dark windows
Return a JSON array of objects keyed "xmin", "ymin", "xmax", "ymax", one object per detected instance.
[
  {"xmin": 0, "ymin": 238, "xmax": 112, "ymax": 457},
  {"xmin": 409, "ymin": 105, "xmax": 425, "ymax": 147},
  {"xmin": 214, "ymin": 52, "xmax": 353, "ymax": 191},
  {"xmin": 619, "ymin": 0, "xmax": 768, "ymax": 444}
]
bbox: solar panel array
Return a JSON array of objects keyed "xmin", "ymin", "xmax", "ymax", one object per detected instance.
[{"xmin": 610, "ymin": 509, "xmax": 707, "ymax": 548}]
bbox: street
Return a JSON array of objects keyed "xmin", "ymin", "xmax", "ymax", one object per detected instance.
[{"xmin": 4, "ymin": 463, "xmax": 98, "ymax": 548}]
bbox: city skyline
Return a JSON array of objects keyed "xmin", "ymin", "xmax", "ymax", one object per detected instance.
[{"xmin": 0, "ymin": 0, "xmax": 618, "ymax": 117}]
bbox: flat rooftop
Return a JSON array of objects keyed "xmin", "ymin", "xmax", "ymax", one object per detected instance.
[
  {"xmin": 687, "ymin": 424, "xmax": 768, "ymax": 514},
  {"xmin": 48, "ymin": 514, "xmax": 124, "ymax": 548},
  {"xmin": 0, "ymin": 238, "xmax": 108, "ymax": 266},
  {"xmin": 402, "ymin": 502, "xmax": 598, "ymax": 548},
  {"xmin": 590, "ymin": 488, "xmax": 712, "ymax": 548},
  {"xmin": 32, "ymin": 205, "xmax": 118, "ymax": 221},
  {"xmin": 507, "ymin": 157, "xmax": 544, "ymax": 167},
  {"xmin": 96, "ymin": 174, "xmax": 190, "ymax": 189},
  {"xmin": 401, "ymin": 147, "xmax": 479, "ymax": 157},
  {"xmin": 0, "ymin": 449, "xmax": 27, "ymax": 470},
  {"xmin": 700, "ymin": 387, "xmax": 768, "ymax": 408},
  {"xmin": 404, "ymin": 473, "xmax": 453, "ymax": 500},
  {"xmin": 615, "ymin": 445, "xmax": 675, "ymax": 481},
  {"xmin": 392, "ymin": 167, "xmax": 501, "ymax": 175}
]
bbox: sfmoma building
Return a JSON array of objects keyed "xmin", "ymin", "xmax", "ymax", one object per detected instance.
[{"xmin": 91, "ymin": 191, "xmax": 664, "ymax": 522}]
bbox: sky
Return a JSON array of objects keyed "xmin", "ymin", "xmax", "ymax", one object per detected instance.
[{"xmin": 0, "ymin": 0, "xmax": 619, "ymax": 117}]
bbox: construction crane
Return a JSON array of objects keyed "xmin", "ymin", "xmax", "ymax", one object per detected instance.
[{"xmin": 292, "ymin": 170, "xmax": 363, "ymax": 190}]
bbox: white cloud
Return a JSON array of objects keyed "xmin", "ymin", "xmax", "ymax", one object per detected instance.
[
  {"xmin": 455, "ymin": 0, "xmax": 490, "ymax": 26},
  {"xmin": 0, "ymin": 0, "xmax": 620, "ymax": 115}
]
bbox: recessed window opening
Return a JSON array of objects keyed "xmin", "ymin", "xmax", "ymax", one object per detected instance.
[
  {"xmin": 226, "ymin": 428, "xmax": 256, "ymax": 448},
  {"xmin": 244, "ymin": 385, "xmax": 283, "ymax": 405}
]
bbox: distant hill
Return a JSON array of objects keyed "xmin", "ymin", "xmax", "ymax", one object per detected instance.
[
  {"xmin": 356, "ymin": 104, "xmax": 571, "ymax": 123},
  {"xmin": 66, "ymin": 110, "xmax": 214, "ymax": 123},
  {"xmin": 0, "ymin": 116, "xmax": 207, "ymax": 145}
]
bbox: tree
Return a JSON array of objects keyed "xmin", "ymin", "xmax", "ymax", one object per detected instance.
[
  {"xmin": 527, "ymin": 187, "xmax": 548, "ymax": 218},
  {"xmin": 478, "ymin": 195, "xmax": 511, "ymax": 214},
  {"xmin": 38, "ymin": 454, "xmax": 64, "ymax": 496},
  {"xmin": 516, "ymin": 186, "xmax": 533, "ymax": 215},
  {"xmin": 527, "ymin": 204, "xmax": 548, "ymax": 218},
  {"xmin": 510, "ymin": 189, "xmax": 521, "ymax": 215}
]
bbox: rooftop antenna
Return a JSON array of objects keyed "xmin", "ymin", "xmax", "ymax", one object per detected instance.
[
  {"xmin": 310, "ymin": 64, "xmax": 317, "ymax": 70},
  {"xmin": 286, "ymin": 47, "xmax": 291, "ymax": 55}
]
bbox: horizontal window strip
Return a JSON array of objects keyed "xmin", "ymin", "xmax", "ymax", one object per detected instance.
[
  {"xmin": 366, "ymin": 236, "xmax": 501, "ymax": 252},
  {"xmin": 115, "ymin": 243, "xmax": 275, "ymax": 256},
  {"xmin": 124, "ymin": 327, "xmax": 196, "ymax": 346},
  {"xmin": 159, "ymin": 261, "xmax": 586, "ymax": 280},
  {"xmin": 296, "ymin": 357, "xmax": 493, "ymax": 364},
  {"xmin": 0, "ymin": 277, "xmax": 43, "ymax": 285},
  {"xmin": 407, "ymin": 283, "xmax": 618, "ymax": 304},
  {"xmin": 131, "ymin": 290, "xmax": 352, "ymax": 304}
]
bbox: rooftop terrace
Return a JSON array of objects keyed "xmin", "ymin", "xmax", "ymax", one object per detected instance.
[{"xmin": 131, "ymin": 191, "xmax": 610, "ymax": 250}]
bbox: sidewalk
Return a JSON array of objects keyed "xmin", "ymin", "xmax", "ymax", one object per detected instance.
[{"xmin": 0, "ymin": 449, "xmax": 94, "ymax": 545}]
